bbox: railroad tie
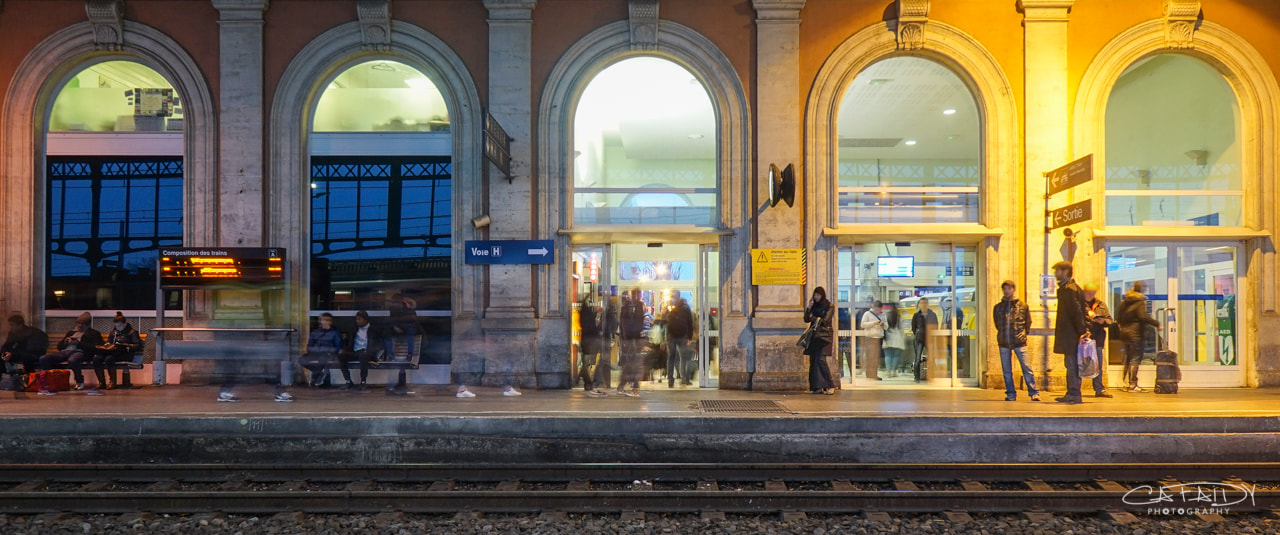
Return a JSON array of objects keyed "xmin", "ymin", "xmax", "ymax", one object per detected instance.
[
  {"xmin": 1024, "ymin": 479, "xmax": 1054, "ymax": 492},
  {"xmin": 146, "ymin": 480, "xmax": 179, "ymax": 492},
  {"xmin": 831, "ymin": 479, "xmax": 855, "ymax": 491},
  {"xmin": 219, "ymin": 480, "xmax": 247, "ymax": 491},
  {"xmin": 1195, "ymin": 512, "xmax": 1226, "ymax": 523},
  {"xmin": 862, "ymin": 511, "xmax": 893, "ymax": 524},
  {"xmin": 779, "ymin": 510, "xmax": 806, "ymax": 522},
  {"xmin": 344, "ymin": 480, "xmax": 374, "ymax": 492},
  {"xmin": 373, "ymin": 511, "xmax": 407, "ymax": 528},
  {"xmin": 1093, "ymin": 478, "xmax": 1128, "ymax": 492},
  {"xmin": 427, "ymin": 480, "xmax": 456, "ymax": 492},
  {"xmin": 116, "ymin": 512, "xmax": 156, "ymax": 525},
  {"xmin": 77, "ymin": 480, "xmax": 113, "ymax": 492},
  {"xmin": 1019, "ymin": 510, "xmax": 1054, "ymax": 524},
  {"xmin": 275, "ymin": 480, "xmax": 310, "ymax": 492},
  {"xmin": 958, "ymin": 479, "xmax": 987, "ymax": 492},
  {"xmin": 453, "ymin": 511, "xmax": 484, "ymax": 521},
  {"xmin": 765, "ymin": 479, "xmax": 787, "ymax": 492},
  {"xmin": 272, "ymin": 511, "xmax": 305, "ymax": 524},
  {"xmin": 620, "ymin": 511, "xmax": 645, "ymax": 522},
  {"xmin": 539, "ymin": 511, "xmax": 568, "ymax": 522},
  {"xmin": 697, "ymin": 480, "xmax": 718, "ymax": 491},
  {"xmin": 496, "ymin": 480, "xmax": 521, "ymax": 492},
  {"xmin": 891, "ymin": 479, "xmax": 919, "ymax": 491},
  {"xmin": 1099, "ymin": 510, "xmax": 1140, "ymax": 524},
  {"xmin": 34, "ymin": 512, "xmax": 75, "ymax": 525},
  {"xmin": 943, "ymin": 511, "xmax": 973, "ymax": 524},
  {"xmin": 10, "ymin": 480, "xmax": 47, "ymax": 492},
  {"xmin": 566, "ymin": 480, "xmax": 591, "ymax": 491},
  {"xmin": 700, "ymin": 511, "xmax": 726, "ymax": 521}
]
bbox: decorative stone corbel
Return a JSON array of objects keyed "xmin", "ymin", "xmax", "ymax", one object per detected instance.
[
  {"xmin": 357, "ymin": 0, "xmax": 392, "ymax": 51},
  {"xmin": 1162, "ymin": 0, "xmax": 1201, "ymax": 49},
  {"xmin": 86, "ymin": 0, "xmax": 124, "ymax": 51},
  {"xmin": 893, "ymin": 0, "xmax": 929, "ymax": 51},
  {"xmin": 629, "ymin": 0, "xmax": 659, "ymax": 51}
]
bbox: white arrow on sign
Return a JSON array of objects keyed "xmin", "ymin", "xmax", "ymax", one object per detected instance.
[{"xmin": 528, "ymin": 247, "xmax": 549, "ymax": 256}]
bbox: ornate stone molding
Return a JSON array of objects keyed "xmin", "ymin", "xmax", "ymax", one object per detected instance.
[
  {"xmin": 628, "ymin": 0, "xmax": 659, "ymax": 51},
  {"xmin": 893, "ymin": 0, "xmax": 929, "ymax": 50},
  {"xmin": 751, "ymin": 0, "xmax": 805, "ymax": 21},
  {"xmin": 85, "ymin": 0, "xmax": 124, "ymax": 51},
  {"xmin": 211, "ymin": 0, "xmax": 269, "ymax": 22},
  {"xmin": 483, "ymin": 0, "xmax": 536, "ymax": 20},
  {"xmin": 1162, "ymin": 0, "xmax": 1201, "ymax": 48},
  {"xmin": 357, "ymin": 0, "xmax": 392, "ymax": 50},
  {"xmin": 1017, "ymin": 0, "xmax": 1074, "ymax": 22}
]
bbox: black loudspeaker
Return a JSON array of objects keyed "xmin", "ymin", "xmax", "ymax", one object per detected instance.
[{"xmin": 769, "ymin": 163, "xmax": 797, "ymax": 208}]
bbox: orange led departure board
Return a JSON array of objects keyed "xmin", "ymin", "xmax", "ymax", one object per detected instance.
[{"xmin": 159, "ymin": 247, "xmax": 286, "ymax": 288}]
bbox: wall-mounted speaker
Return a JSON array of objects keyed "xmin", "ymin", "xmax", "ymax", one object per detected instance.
[{"xmin": 768, "ymin": 163, "xmax": 796, "ymax": 208}]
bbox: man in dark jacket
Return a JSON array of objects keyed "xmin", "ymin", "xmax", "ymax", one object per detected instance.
[
  {"xmin": 910, "ymin": 298, "xmax": 938, "ymax": 382},
  {"xmin": 338, "ymin": 310, "xmax": 383, "ymax": 392},
  {"xmin": 1083, "ymin": 283, "xmax": 1113, "ymax": 398},
  {"xmin": 1, "ymin": 314, "xmax": 47, "ymax": 390},
  {"xmin": 1115, "ymin": 281, "xmax": 1161, "ymax": 392},
  {"xmin": 301, "ymin": 312, "xmax": 344, "ymax": 388},
  {"xmin": 1053, "ymin": 261, "xmax": 1090, "ymax": 404},
  {"xmin": 993, "ymin": 280, "xmax": 1038, "ymax": 401},
  {"xmin": 91, "ymin": 311, "xmax": 143, "ymax": 392},
  {"xmin": 665, "ymin": 297, "xmax": 696, "ymax": 387},
  {"xmin": 617, "ymin": 289, "xmax": 646, "ymax": 397},
  {"xmin": 39, "ymin": 311, "xmax": 103, "ymax": 393}
]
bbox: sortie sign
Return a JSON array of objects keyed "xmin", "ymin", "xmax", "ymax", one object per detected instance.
[
  {"xmin": 1046, "ymin": 154, "xmax": 1093, "ymax": 196},
  {"xmin": 1047, "ymin": 199, "xmax": 1092, "ymax": 230}
]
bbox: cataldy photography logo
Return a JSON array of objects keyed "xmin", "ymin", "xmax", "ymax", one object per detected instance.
[{"xmin": 1122, "ymin": 481, "xmax": 1256, "ymax": 515}]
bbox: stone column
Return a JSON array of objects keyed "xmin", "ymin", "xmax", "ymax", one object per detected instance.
[
  {"xmin": 212, "ymin": 0, "xmax": 268, "ymax": 250},
  {"xmin": 1019, "ymin": 0, "xmax": 1074, "ymax": 391},
  {"xmin": 480, "ymin": 0, "xmax": 539, "ymax": 387},
  {"xmin": 744, "ymin": 0, "xmax": 808, "ymax": 391}
]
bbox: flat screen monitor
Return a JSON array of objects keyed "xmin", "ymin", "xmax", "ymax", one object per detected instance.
[{"xmin": 877, "ymin": 256, "xmax": 915, "ymax": 278}]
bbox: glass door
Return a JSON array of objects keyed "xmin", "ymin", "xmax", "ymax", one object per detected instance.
[
  {"xmin": 570, "ymin": 245, "xmax": 611, "ymax": 389},
  {"xmin": 698, "ymin": 245, "xmax": 719, "ymax": 388}
]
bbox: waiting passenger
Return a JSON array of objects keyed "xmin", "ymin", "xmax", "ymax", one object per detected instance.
[
  {"xmin": 338, "ymin": 310, "xmax": 381, "ymax": 393},
  {"xmin": 802, "ymin": 287, "xmax": 836, "ymax": 394},
  {"xmin": 301, "ymin": 312, "xmax": 343, "ymax": 388},
  {"xmin": 993, "ymin": 280, "xmax": 1038, "ymax": 401},
  {"xmin": 383, "ymin": 293, "xmax": 419, "ymax": 361},
  {"xmin": 1051, "ymin": 261, "xmax": 1089, "ymax": 404},
  {"xmin": 616, "ymin": 289, "xmax": 646, "ymax": 397},
  {"xmin": 665, "ymin": 296, "xmax": 696, "ymax": 388},
  {"xmin": 882, "ymin": 307, "xmax": 906, "ymax": 379},
  {"xmin": 1, "ymin": 314, "xmax": 48, "ymax": 390},
  {"xmin": 1083, "ymin": 283, "xmax": 1113, "ymax": 398},
  {"xmin": 578, "ymin": 296, "xmax": 606, "ymax": 397},
  {"xmin": 38, "ymin": 312, "xmax": 102, "ymax": 394},
  {"xmin": 910, "ymin": 298, "xmax": 939, "ymax": 382},
  {"xmin": 859, "ymin": 300, "xmax": 885, "ymax": 381},
  {"xmin": 1116, "ymin": 281, "xmax": 1161, "ymax": 392},
  {"xmin": 90, "ymin": 311, "xmax": 142, "ymax": 394}
]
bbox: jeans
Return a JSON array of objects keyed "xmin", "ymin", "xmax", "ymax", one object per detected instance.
[
  {"xmin": 339, "ymin": 348, "xmax": 374, "ymax": 383},
  {"xmin": 1090, "ymin": 340, "xmax": 1107, "ymax": 394},
  {"xmin": 999, "ymin": 346, "xmax": 1038, "ymax": 398},
  {"xmin": 382, "ymin": 323, "xmax": 418, "ymax": 361},
  {"xmin": 1122, "ymin": 339, "xmax": 1146, "ymax": 388},
  {"xmin": 883, "ymin": 347, "xmax": 902, "ymax": 374},
  {"xmin": 667, "ymin": 337, "xmax": 691, "ymax": 386},
  {"xmin": 40, "ymin": 349, "xmax": 87, "ymax": 384},
  {"xmin": 1062, "ymin": 345, "xmax": 1083, "ymax": 401},
  {"xmin": 300, "ymin": 352, "xmax": 338, "ymax": 384}
]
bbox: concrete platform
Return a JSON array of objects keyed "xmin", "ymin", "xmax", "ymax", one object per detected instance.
[{"xmin": 2, "ymin": 385, "xmax": 1279, "ymax": 465}]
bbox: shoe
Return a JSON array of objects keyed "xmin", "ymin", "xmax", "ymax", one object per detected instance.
[
  {"xmin": 822, "ymin": 389, "xmax": 836, "ymax": 395},
  {"xmin": 356, "ymin": 383, "xmax": 371, "ymax": 394},
  {"xmin": 343, "ymin": 382, "xmax": 356, "ymax": 390},
  {"xmin": 586, "ymin": 390, "xmax": 607, "ymax": 397},
  {"xmin": 622, "ymin": 390, "xmax": 640, "ymax": 398},
  {"xmin": 873, "ymin": 377, "xmax": 883, "ymax": 381},
  {"xmin": 86, "ymin": 389, "xmax": 105, "ymax": 396},
  {"xmin": 1130, "ymin": 386, "xmax": 1146, "ymax": 393},
  {"xmin": 1030, "ymin": 394, "xmax": 1041, "ymax": 401},
  {"xmin": 1054, "ymin": 396, "xmax": 1082, "ymax": 404},
  {"xmin": 456, "ymin": 389, "xmax": 477, "ymax": 398},
  {"xmin": 274, "ymin": 392, "xmax": 294, "ymax": 403},
  {"xmin": 1005, "ymin": 395, "xmax": 1016, "ymax": 401},
  {"xmin": 37, "ymin": 390, "xmax": 55, "ymax": 396},
  {"xmin": 73, "ymin": 383, "xmax": 85, "ymax": 391},
  {"xmin": 503, "ymin": 388, "xmax": 522, "ymax": 397},
  {"xmin": 1095, "ymin": 391, "xmax": 1113, "ymax": 398},
  {"xmin": 217, "ymin": 392, "xmax": 240, "ymax": 403}
]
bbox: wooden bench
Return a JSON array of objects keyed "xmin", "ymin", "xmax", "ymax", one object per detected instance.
[{"xmin": 42, "ymin": 333, "xmax": 147, "ymax": 388}]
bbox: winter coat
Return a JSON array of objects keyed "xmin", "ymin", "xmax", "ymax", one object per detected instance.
[
  {"xmin": 1115, "ymin": 291, "xmax": 1160, "ymax": 343},
  {"xmin": 58, "ymin": 327, "xmax": 102, "ymax": 353},
  {"xmin": 993, "ymin": 297, "xmax": 1031, "ymax": 349},
  {"xmin": 2, "ymin": 325, "xmax": 48, "ymax": 358},
  {"xmin": 804, "ymin": 299, "xmax": 836, "ymax": 344},
  {"xmin": 104, "ymin": 323, "xmax": 143, "ymax": 354},
  {"xmin": 1053, "ymin": 279, "xmax": 1089, "ymax": 354},
  {"xmin": 911, "ymin": 309, "xmax": 939, "ymax": 346},
  {"xmin": 619, "ymin": 299, "xmax": 646, "ymax": 339},
  {"xmin": 307, "ymin": 327, "xmax": 343, "ymax": 355},
  {"xmin": 666, "ymin": 303, "xmax": 695, "ymax": 340},
  {"xmin": 1085, "ymin": 299, "xmax": 1113, "ymax": 344}
]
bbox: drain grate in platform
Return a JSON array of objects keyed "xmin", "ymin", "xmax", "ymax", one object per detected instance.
[{"xmin": 697, "ymin": 400, "xmax": 792, "ymax": 414}]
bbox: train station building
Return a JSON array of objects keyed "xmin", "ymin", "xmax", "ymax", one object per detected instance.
[{"xmin": 0, "ymin": 0, "xmax": 1277, "ymax": 392}]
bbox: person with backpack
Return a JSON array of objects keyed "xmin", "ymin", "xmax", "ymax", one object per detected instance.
[
  {"xmin": 859, "ymin": 300, "xmax": 885, "ymax": 381},
  {"xmin": 993, "ymin": 280, "xmax": 1038, "ymax": 401},
  {"xmin": 1116, "ymin": 281, "xmax": 1161, "ymax": 392}
]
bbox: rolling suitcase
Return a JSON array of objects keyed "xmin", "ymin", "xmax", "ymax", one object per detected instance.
[{"xmin": 1154, "ymin": 337, "xmax": 1181, "ymax": 394}]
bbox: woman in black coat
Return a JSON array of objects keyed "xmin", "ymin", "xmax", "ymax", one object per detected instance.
[{"xmin": 803, "ymin": 287, "xmax": 837, "ymax": 395}]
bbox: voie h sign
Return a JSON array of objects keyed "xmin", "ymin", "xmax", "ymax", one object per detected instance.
[
  {"xmin": 464, "ymin": 240, "xmax": 555, "ymax": 265},
  {"xmin": 1046, "ymin": 153, "xmax": 1093, "ymax": 196}
]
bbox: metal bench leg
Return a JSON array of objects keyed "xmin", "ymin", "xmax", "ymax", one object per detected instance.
[
  {"xmin": 120, "ymin": 368, "xmax": 133, "ymax": 388},
  {"xmin": 397, "ymin": 369, "xmax": 408, "ymax": 388}
]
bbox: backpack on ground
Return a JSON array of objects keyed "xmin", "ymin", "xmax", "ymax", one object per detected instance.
[{"xmin": 26, "ymin": 369, "xmax": 72, "ymax": 392}]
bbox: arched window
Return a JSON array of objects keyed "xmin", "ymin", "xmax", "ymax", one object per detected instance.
[
  {"xmin": 45, "ymin": 60, "xmax": 184, "ymax": 311},
  {"xmin": 308, "ymin": 60, "xmax": 453, "ymax": 364},
  {"xmin": 573, "ymin": 57, "xmax": 716, "ymax": 226},
  {"xmin": 1104, "ymin": 54, "xmax": 1241, "ymax": 227},
  {"xmin": 836, "ymin": 57, "xmax": 980, "ymax": 224}
]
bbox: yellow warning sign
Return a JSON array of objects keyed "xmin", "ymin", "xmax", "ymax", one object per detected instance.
[{"xmin": 751, "ymin": 248, "xmax": 807, "ymax": 286}]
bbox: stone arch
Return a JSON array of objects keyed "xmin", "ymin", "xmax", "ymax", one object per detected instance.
[
  {"xmin": 535, "ymin": 19, "xmax": 752, "ymax": 319},
  {"xmin": 1074, "ymin": 19, "xmax": 1280, "ymax": 386},
  {"xmin": 267, "ymin": 21, "xmax": 484, "ymax": 328},
  {"xmin": 0, "ymin": 21, "xmax": 217, "ymax": 322}
]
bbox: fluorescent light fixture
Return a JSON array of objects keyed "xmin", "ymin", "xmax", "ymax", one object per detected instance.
[
  {"xmin": 405, "ymin": 78, "xmax": 433, "ymax": 90},
  {"xmin": 687, "ymin": 134, "xmax": 704, "ymax": 140},
  {"xmin": 904, "ymin": 140, "xmax": 917, "ymax": 146},
  {"xmin": 943, "ymin": 108, "xmax": 957, "ymax": 115}
]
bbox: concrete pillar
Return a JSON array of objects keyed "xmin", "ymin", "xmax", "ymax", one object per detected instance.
[
  {"xmin": 212, "ymin": 0, "xmax": 268, "ymax": 250},
  {"xmin": 746, "ymin": 0, "xmax": 808, "ymax": 391},
  {"xmin": 480, "ymin": 0, "xmax": 539, "ymax": 387},
  {"xmin": 1019, "ymin": 0, "xmax": 1074, "ymax": 391}
]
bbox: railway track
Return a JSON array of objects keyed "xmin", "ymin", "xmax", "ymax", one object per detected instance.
[{"xmin": 0, "ymin": 463, "xmax": 1275, "ymax": 518}]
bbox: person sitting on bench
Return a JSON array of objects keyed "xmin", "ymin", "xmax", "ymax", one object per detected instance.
[
  {"xmin": 91, "ymin": 311, "xmax": 143, "ymax": 394},
  {"xmin": 1, "ymin": 314, "xmax": 47, "ymax": 390},
  {"xmin": 301, "ymin": 312, "xmax": 343, "ymax": 388},
  {"xmin": 37, "ymin": 312, "xmax": 103, "ymax": 393},
  {"xmin": 338, "ymin": 310, "xmax": 383, "ymax": 392}
]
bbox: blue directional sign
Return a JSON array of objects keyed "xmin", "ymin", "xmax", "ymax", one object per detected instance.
[{"xmin": 464, "ymin": 240, "xmax": 555, "ymax": 265}]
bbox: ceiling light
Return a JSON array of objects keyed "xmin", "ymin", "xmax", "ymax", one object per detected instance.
[
  {"xmin": 869, "ymin": 78, "xmax": 893, "ymax": 86},
  {"xmin": 904, "ymin": 140, "xmax": 917, "ymax": 146},
  {"xmin": 687, "ymin": 134, "xmax": 704, "ymax": 140},
  {"xmin": 943, "ymin": 109, "xmax": 957, "ymax": 115},
  {"xmin": 405, "ymin": 78, "xmax": 432, "ymax": 90}
]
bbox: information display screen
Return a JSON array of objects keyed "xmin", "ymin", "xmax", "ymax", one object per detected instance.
[
  {"xmin": 159, "ymin": 247, "xmax": 286, "ymax": 287},
  {"xmin": 877, "ymin": 256, "xmax": 915, "ymax": 278}
]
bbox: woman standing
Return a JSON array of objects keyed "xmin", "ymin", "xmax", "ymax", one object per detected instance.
[
  {"xmin": 803, "ymin": 287, "xmax": 837, "ymax": 395},
  {"xmin": 883, "ymin": 307, "xmax": 906, "ymax": 378}
]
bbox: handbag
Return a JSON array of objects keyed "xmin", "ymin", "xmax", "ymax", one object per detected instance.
[
  {"xmin": 797, "ymin": 318, "xmax": 820, "ymax": 348},
  {"xmin": 1078, "ymin": 338, "xmax": 1100, "ymax": 379}
]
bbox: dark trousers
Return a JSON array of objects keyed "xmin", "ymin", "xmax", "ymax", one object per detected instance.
[
  {"xmin": 1090, "ymin": 340, "xmax": 1107, "ymax": 394},
  {"xmin": 1122, "ymin": 339, "xmax": 1145, "ymax": 387},
  {"xmin": 579, "ymin": 336, "xmax": 601, "ymax": 391},
  {"xmin": 92, "ymin": 350, "xmax": 129, "ymax": 386},
  {"xmin": 667, "ymin": 337, "xmax": 691, "ymax": 386},
  {"xmin": 300, "ymin": 352, "xmax": 338, "ymax": 385},
  {"xmin": 4, "ymin": 352, "xmax": 39, "ymax": 386},
  {"xmin": 617, "ymin": 338, "xmax": 643, "ymax": 390},
  {"xmin": 40, "ymin": 349, "xmax": 87, "ymax": 384},
  {"xmin": 1062, "ymin": 345, "xmax": 1083, "ymax": 401},
  {"xmin": 807, "ymin": 344, "xmax": 835, "ymax": 392},
  {"xmin": 338, "ymin": 349, "xmax": 373, "ymax": 383},
  {"xmin": 382, "ymin": 323, "xmax": 417, "ymax": 360}
]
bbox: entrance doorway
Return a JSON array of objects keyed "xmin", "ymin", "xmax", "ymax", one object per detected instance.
[
  {"xmin": 569, "ymin": 243, "xmax": 719, "ymax": 389},
  {"xmin": 1104, "ymin": 243, "xmax": 1242, "ymax": 387},
  {"xmin": 836, "ymin": 242, "xmax": 980, "ymax": 387}
]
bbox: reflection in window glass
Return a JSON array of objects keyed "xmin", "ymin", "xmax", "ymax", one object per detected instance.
[
  {"xmin": 573, "ymin": 57, "xmax": 716, "ymax": 226},
  {"xmin": 836, "ymin": 57, "xmax": 981, "ymax": 224},
  {"xmin": 313, "ymin": 61, "xmax": 449, "ymax": 133},
  {"xmin": 1105, "ymin": 54, "xmax": 1242, "ymax": 226},
  {"xmin": 50, "ymin": 61, "xmax": 183, "ymax": 133},
  {"xmin": 46, "ymin": 157, "xmax": 183, "ymax": 309}
]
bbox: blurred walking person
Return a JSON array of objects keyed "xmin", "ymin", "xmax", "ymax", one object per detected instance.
[
  {"xmin": 1116, "ymin": 281, "xmax": 1161, "ymax": 392},
  {"xmin": 617, "ymin": 289, "xmax": 646, "ymax": 397},
  {"xmin": 803, "ymin": 287, "xmax": 836, "ymax": 395},
  {"xmin": 578, "ymin": 296, "xmax": 607, "ymax": 397}
]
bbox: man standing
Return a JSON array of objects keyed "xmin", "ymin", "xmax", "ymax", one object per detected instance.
[
  {"xmin": 993, "ymin": 280, "xmax": 1038, "ymax": 401},
  {"xmin": 1116, "ymin": 281, "xmax": 1161, "ymax": 392},
  {"xmin": 1052, "ymin": 261, "xmax": 1090, "ymax": 404},
  {"xmin": 1082, "ymin": 283, "xmax": 1113, "ymax": 398},
  {"xmin": 859, "ymin": 301, "xmax": 885, "ymax": 381},
  {"xmin": 617, "ymin": 289, "xmax": 646, "ymax": 397},
  {"xmin": 665, "ymin": 297, "xmax": 696, "ymax": 387},
  {"xmin": 910, "ymin": 298, "xmax": 938, "ymax": 382}
]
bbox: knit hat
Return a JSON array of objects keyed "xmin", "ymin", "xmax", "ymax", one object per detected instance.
[
  {"xmin": 76, "ymin": 311, "xmax": 92, "ymax": 324},
  {"xmin": 355, "ymin": 310, "xmax": 370, "ymax": 321},
  {"xmin": 114, "ymin": 311, "xmax": 126, "ymax": 322}
]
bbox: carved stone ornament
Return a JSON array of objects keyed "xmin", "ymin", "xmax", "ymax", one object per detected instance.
[
  {"xmin": 85, "ymin": 0, "xmax": 124, "ymax": 51},
  {"xmin": 629, "ymin": 0, "xmax": 659, "ymax": 51},
  {"xmin": 894, "ymin": 0, "xmax": 929, "ymax": 51},
  {"xmin": 1162, "ymin": 0, "xmax": 1201, "ymax": 49},
  {"xmin": 358, "ymin": 0, "xmax": 392, "ymax": 51}
]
